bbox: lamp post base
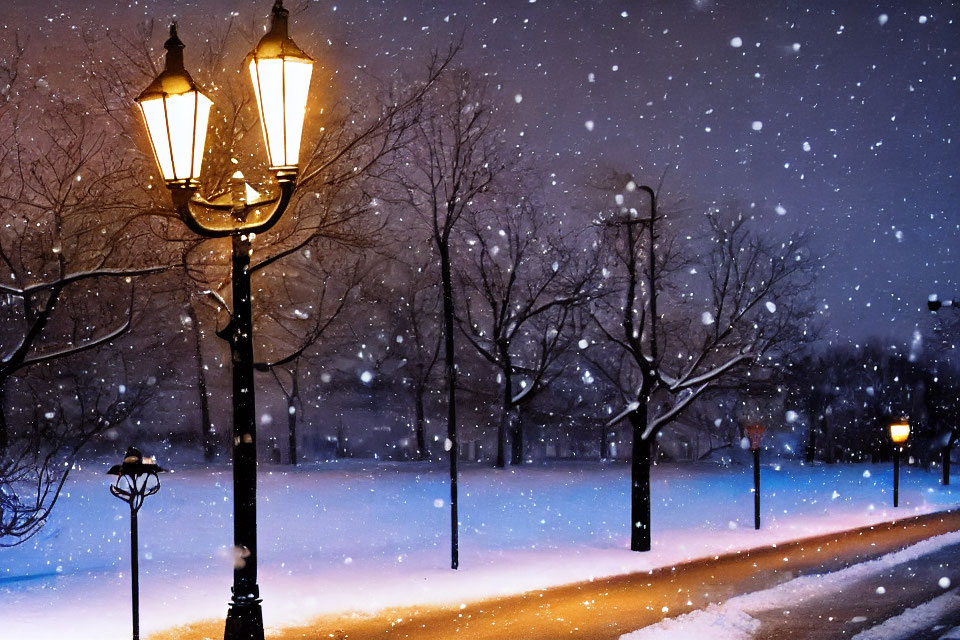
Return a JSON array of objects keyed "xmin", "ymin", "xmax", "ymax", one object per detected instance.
[{"xmin": 224, "ymin": 592, "xmax": 264, "ymax": 640}]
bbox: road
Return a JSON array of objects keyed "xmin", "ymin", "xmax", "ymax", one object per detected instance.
[
  {"xmin": 751, "ymin": 539, "xmax": 959, "ymax": 639},
  {"xmin": 150, "ymin": 509, "xmax": 960, "ymax": 640}
]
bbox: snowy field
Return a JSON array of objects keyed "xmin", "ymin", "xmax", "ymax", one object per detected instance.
[{"xmin": 1, "ymin": 458, "xmax": 958, "ymax": 639}]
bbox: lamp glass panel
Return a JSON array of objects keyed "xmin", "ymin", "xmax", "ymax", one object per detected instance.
[
  {"xmin": 191, "ymin": 93, "xmax": 213, "ymax": 178},
  {"xmin": 139, "ymin": 97, "xmax": 175, "ymax": 180},
  {"xmin": 281, "ymin": 59, "xmax": 312, "ymax": 167},
  {"xmin": 139, "ymin": 91, "xmax": 212, "ymax": 182},
  {"xmin": 889, "ymin": 422, "xmax": 910, "ymax": 443},
  {"xmin": 249, "ymin": 57, "xmax": 313, "ymax": 167},
  {"xmin": 166, "ymin": 91, "xmax": 211, "ymax": 180}
]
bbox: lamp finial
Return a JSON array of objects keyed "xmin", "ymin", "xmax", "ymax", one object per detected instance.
[
  {"xmin": 164, "ymin": 22, "xmax": 185, "ymax": 72},
  {"xmin": 270, "ymin": 0, "xmax": 290, "ymax": 35}
]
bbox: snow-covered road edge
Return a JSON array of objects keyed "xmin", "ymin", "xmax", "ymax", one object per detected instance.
[
  {"xmin": 620, "ymin": 530, "xmax": 960, "ymax": 640},
  {"xmin": 852, "ymin": 590, "xmax": 960, "ymax": 640}
]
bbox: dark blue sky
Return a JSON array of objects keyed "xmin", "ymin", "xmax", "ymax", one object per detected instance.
[{"xmin": 5, "ymin": 0, "xmax": 959, "ymax": 344}]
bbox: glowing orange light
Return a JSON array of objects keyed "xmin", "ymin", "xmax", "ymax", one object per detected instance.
[{"xmin": 889, "ymin": 421, "xmax": 910, "ymax": 444}]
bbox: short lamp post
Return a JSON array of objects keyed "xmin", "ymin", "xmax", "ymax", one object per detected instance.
[
  {"xmin": 745, "ymin": 425, "xmax": 766, "ymax": 530},
  {"xmin": 108, "ymin": 447, "xmax": 165, "ymax": 640},
  {"xmin": 889, "ymin": 419, "xmax": 910, "ymax": 507},
  {"xmin": 133, "ymin": 2, "xmax": 314, "ymax": 639}
]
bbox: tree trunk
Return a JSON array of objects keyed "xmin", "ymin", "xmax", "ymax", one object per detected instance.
[
  {"xmin": 822, "ymin": 416, "xmax": 836, "ymax": 464},
  {"xmin": 600, "ymin": 423, "xmax": 609, "ymax": 461},
  {"xmin": 439, "ymin": 240, "xmax": 459, "ymax": 570},
  {"xmin": 287, "ymin": 372, "xmax": 299, "ymax": 466},
  {"xmin": 496, "ymin": 347, "xmax": 511, "ymax": 468},
  {"xmin": 630, "ymin": 404, "xmax": 652, "ymax": 552},
  {"xmin": 414, "ymin": 385, "xmax": 429, "ymax": 460},
  {"xmin": 0, "ymin": 380, "xmax": 7, "ymax": 454},
  {"xmin": 945, "ymin": 437, "xmax": 954, "ymax": 486},
  {"xmin": 188, "ymin": 304, "xmax": 215, "ymax": 462},
  {"xmin": 510, "ymin": 405, "xmax": 523, "ymax": 465},
  {"xmin": 336, "ymin": 419, "xmax": 347, "ymax": 458},
  {"xmin": 804, "ymin": 422, "xmax": 817, "ymax": 463}
]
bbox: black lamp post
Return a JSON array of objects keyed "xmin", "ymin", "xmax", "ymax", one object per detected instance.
[
  {"xmin": 133, "ymin": 3, "xmax": 314, "ymax": 639},
  {"xmin": 108, "ymin": 447, "xmax": 165, "ymax": 640},
  {"xmin": 745, "ymin": 424, "xmax": 766, "ymax": 530},
  {"xmin": 889, "ymin": 419, "xmax": 910, "ymax": 507}
]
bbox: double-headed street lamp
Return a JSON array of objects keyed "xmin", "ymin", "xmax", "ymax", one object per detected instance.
[
  {"xmin": 889, "ymin": 419, "xmax": 910, "ymax": 508},
  {"xmin": 134, "ymin": 3, "xmax": 313, "ymax": 639}
]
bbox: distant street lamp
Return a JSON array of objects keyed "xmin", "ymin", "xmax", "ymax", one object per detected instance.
[
  {"xmin": 927, "ymin": 292, "xmax": 957, "ymax": 486},
  {"xmin": 134, "ymin": 3, "xmax": 314, "ymax": 639},
  {"xmin": 745, "ymin": 425, "xmax": 766, "ymax": 530},
  {"xmin": 108, "ymin": 447, "xmax": 165, "ymax": 640},
  {"xmin": 889, "ymin": 419, "xmax": 910, "ymax": 507}
]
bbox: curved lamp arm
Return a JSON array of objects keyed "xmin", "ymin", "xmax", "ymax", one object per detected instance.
[
  {"xmin": 169, "ymin": 175, "xmax": 296, "ymax": 239},
  {"xmin": 110, "ymin": 471, "xmax": 162, "ymax": 514}
]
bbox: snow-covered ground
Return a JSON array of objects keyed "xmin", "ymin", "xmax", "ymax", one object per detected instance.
[{"xmin": 1, "ymin": 458, "xmax": 957, "ymax": 638}]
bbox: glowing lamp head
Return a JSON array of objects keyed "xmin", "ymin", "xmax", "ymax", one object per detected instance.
[
  {"xmin": 247, "ymin": 0, "xmax": 314, "ymax": 171},
  {"xmin": 889, "ymin": 420, "xmax": 910, "ymax": 445},
  {"xmin": 135, "ymin": 24, "xmax": 213, "ymax": 187}
]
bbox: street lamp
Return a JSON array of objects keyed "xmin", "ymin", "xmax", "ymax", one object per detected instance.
[
  {"xmin": 108, "ymin": 447, "xmax": 165, "ymax": 640},
  {"xmin": 889, "ymin": 419, "xmax": 910, "ymax": 507},
  {"xmin": 745, "ymin": 424, "xmax": 766, "ymax": 530},
  {"xmin": 134, "ymin": 3, "xmax": 313, "ymax": 639},
  {"xmin": 927, "ymin": 292, "xmax": 958, "ymax": 487}
]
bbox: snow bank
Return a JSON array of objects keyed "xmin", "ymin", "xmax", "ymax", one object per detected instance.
[{"xmin": 1, "ymin": 459, "xmax": 956, "ymax": 638}]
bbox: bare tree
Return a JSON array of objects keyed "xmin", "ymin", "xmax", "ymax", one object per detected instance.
[
  {"xmin": 252, "ymin": 242, "xmax": 367, "ymax": 465},
  {"xmin": 0, "ymin": 90, "xmax": 166, "ymax": 451},
  {"xmin": 391, "ymin": 68, "xmax": 505, "ymax": 568},
  {"xmin": 182, "ymin": 295, "xmax": 217, "ymax": 461},
  {"xmin": 376, "ymin": 249, "xmax": 445, "ymax": 460},
  {"xmin": 591, "ymin": 176, "xmax": 817, "ymax": 551},
  {"xmin": 1, "ymin": 361, "xmax": 155, "ymax": 547},
  {"xmin": 458, "ymin": 196, "xmax": 597, "ymax": 466}
]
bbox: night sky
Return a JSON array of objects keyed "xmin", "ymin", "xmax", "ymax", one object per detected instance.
[{"xmin": 3, "ymin": 0, "xmax": 958, "ymax": 344}]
